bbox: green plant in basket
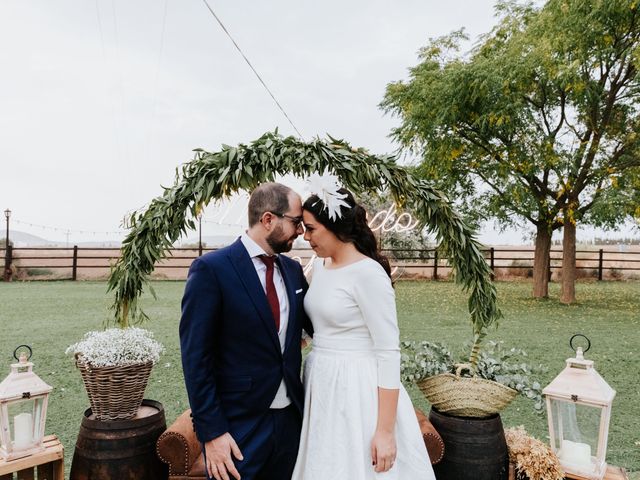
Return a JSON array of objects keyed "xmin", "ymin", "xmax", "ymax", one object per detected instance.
[{"xmin": 401, "ymin": 340, "xmax": 545, "ymax": 418}]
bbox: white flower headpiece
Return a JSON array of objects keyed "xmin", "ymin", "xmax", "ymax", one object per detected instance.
[{"xmin": 306, "ymin": 171, "xmax": 351, "ymax": 221}]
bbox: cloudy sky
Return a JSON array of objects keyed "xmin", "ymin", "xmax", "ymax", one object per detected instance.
[{"xmin": 1, "ymin": 0, "xmax": 634, "ymax": 245}]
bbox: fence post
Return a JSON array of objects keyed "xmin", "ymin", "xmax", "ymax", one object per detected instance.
[
  {"xmin": 72, "ymin": 245, "xmax": 78, "ymax": 281},
  {"xmin": 433, "ymin": 249, "xmax": 438, "ymax": 281},
  {"xmin": 598, "ymin": 248, "xmax": 604, "ymax": 281},
  {"xmin": 3, "ymin": 244, "xmax": 12, "ymax": 281},
  {"xmin": 548, "ymin": 251, "xmax": 552, "ymax": 282},
  {"xmin": 490, "ymin": 247, "xmax": 495, "ymax": 281}
]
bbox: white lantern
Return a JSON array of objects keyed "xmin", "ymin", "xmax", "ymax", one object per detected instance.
[
  {"xmin": 542, "ymin": 335, "xmax": 616, "ymax": 480},
  {"xmin": 0, "ymin": 346, "xmax": 53, "ymax": 461}
]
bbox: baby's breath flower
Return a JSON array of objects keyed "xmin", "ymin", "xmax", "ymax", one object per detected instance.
[{"xmin": 66, "ymin": 328, "xmax": 164, "ymax": 367}]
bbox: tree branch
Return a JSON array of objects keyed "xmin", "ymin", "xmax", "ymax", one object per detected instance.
[{"xmin": 473, "ymin": 169, "xmax": 537, "ymax": 224}]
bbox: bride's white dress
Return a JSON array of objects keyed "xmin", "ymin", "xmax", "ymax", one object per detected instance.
[{"xmin": 292, "ymin": 258, "xmax": 435, "ymax": 479}]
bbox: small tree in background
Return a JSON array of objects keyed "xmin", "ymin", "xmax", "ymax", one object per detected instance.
[{"xmin": 382, "ymin": 0, "xmax": 640, "ymax": 303}]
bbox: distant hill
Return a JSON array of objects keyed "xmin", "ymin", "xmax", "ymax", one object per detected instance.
[
  {"xmin": 5, "ymin": 230, "xmax": 57, "ymax": 247},
  {"xmin": 75, "ymin": 240, "xmax": 122, "ymax": 248},
  {"xmin": 4, "ymin": 231, "xmax": 122, "ymax": 247},
  {"xmin": 179, "ymin": 235, "xmax": 238, "ymax": 247},
  {"xmin": 6, "ymin": 230, "xmax": 236, "ymax": 248}
]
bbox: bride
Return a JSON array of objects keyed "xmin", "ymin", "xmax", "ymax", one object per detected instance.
[{"xmin": 292, "ymin": 179, "xmax": 435, "ymax": 479}]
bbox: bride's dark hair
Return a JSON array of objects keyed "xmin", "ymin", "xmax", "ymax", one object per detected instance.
[{"xmin": 303, "ymin": 188, "xmax": 391, "ymax": 278}]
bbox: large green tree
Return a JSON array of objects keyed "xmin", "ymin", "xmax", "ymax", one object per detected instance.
[{"xmin": 382, "ymin": 0, "xmax": 640, "ymax": 303}]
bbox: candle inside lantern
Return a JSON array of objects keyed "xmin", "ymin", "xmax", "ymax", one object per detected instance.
[
  {"xmin": 13, "ymin": 413, "xmax": 33, "ymax": 449},
  {"xmin": 560, "ymin": 439, "xmax": 592, "ymax": 471}
]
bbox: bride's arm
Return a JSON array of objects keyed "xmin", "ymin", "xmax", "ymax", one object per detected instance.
[{"xmin": 352, "ymin": 264, "xmax": 402, "ymax": 472}]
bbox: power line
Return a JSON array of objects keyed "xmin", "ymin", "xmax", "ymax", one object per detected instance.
[
  {"xmin": 199, "ymin": 0, "xmax": 304, "ymax": 138},
  {"xmin": 95, "ymin": 0, "xmax": 124, "ymax": 166},
  {"xmin": 111, "ymin": 0, "xmax": 128, "ymax": 164},
  {"xmin": 145, "ymin": 0, "xmax": 169, "ymax": 165}
]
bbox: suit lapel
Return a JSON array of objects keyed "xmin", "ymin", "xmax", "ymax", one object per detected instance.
[
  {"xmin": 277, "ymin": 256, "xmax": 298, "ymax": 354},
  {"xmin": 227, "ymin": 240, "xmax": 281, "ymax": 354}
]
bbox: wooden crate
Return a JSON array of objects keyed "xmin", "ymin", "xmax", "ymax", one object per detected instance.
[
  {"xmin": 565, "ymin": 465, "xmax": 629, "ymax": 480},
  {"xmin": 509, "ymin": 463, "xmax": 629, "ymax": 480},
  {"xmin": 0, "ymin": 436, "xmax": 64, "ymax": 480}
]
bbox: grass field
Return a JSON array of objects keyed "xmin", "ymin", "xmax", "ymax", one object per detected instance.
[{"xmin": 1, "ymin": 280, "xmax": 639, "ymax": 477}]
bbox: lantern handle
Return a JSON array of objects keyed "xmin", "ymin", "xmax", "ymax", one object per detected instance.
[
  {"xmin": 569, "ymin": 334, "xmax": 591, "ymax": 354},
  {"xmin": 13, "ymin": 345, "xmax": 32, "ymax": 361}
]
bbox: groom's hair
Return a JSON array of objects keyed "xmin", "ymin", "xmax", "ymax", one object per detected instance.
[{"xmin": 248, "ymin": 182, "xmax": 293, "ymax": 226}]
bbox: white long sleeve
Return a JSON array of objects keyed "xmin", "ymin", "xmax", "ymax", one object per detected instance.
[
  {"xmin": 304, "ymin": 257, "xmax": 401, "ymax": 389},
  {"xmin": 352, "ymin": 264, "xmax": 401, "ymax": 389}
]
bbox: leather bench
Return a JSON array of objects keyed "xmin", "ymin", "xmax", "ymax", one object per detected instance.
[{"xmin": 157, "ymin": 408, "xmax": 444, "ymax": 480}]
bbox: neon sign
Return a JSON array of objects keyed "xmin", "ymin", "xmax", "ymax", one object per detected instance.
[
  {"xmin": 298, "ymin": 205, "xmax": 419, "ymax": 278},
  {"xmin": 368, "ymin": 204, "xmax": 419, "ymax": 234}
]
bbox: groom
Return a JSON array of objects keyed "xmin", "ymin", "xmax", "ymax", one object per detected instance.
[{"xmin": 180, "ymin": 182, "xmax": 313, "ymax": 480}]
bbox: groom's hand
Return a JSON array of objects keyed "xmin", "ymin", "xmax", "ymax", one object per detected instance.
[{"xmin": 204, "ymin": 432, "xmax": 244, "ymax": 480}]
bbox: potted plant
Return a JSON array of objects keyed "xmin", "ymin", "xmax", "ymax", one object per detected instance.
[
  {"xmin": 401, "ymin": 340, "xmax": 545, "ymax": 418},
  {"xmin": 66, "ymin": 327, "xmax": 164, "ymax": 421},
  {"xmin": 401, "ymin": 340, "xmax": 546, "ymax": 480}
]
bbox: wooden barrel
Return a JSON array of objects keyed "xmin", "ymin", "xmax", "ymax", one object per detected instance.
[
  {"xmin": 70, "ymin": 399, "xmax": 168, "ymax": 480},
  {"xmin": 429, "ymin": 407, "xmax": 509, "ymax": 480}
]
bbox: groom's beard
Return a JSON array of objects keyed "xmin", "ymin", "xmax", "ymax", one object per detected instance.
[{"xmin": 266, "ymin": 225, "xmax": 295, "ymax": 254}]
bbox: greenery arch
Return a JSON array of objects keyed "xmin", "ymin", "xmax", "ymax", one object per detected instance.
[{"xmin": 107, "ymin": 131, "xmax": 501, "ymax": 367}]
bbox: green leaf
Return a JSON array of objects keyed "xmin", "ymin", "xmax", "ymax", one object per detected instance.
[{"xmin": 217, "ymin": 166, "xmax": 231, "ymax": 184}]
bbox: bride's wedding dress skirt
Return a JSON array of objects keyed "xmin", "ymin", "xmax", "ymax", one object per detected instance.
[{"xmin": 292, "ymin": 334, "xmax": 436, "ymax": 479}]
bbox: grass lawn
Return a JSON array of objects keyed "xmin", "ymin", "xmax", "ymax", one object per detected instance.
[{"xmin": 0, "ymin": 279, "xmax": 639, "ymax": 477}]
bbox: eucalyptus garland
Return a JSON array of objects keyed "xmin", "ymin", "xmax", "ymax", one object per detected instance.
[{"xmin": 107, "ymin": 131, "xmax": 501, "ymax": 368}]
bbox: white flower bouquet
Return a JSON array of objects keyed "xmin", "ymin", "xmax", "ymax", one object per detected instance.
[
  {"xmin": 66, "ymin": 327, "xmax": 164, "ymax": 367},
  {"xmin": 66, "ymin": 328, "xmax": 165, "ymax": 420}
]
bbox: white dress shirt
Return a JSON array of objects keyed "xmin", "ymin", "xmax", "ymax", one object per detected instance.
[{"xmin": 240, "ymin": 233, "xmax": 291, "ymax": 409}]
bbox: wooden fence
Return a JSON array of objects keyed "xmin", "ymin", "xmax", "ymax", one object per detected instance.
[{"xmin": 2, "ymin": 245, "xmax": 640, "ymax": 281}]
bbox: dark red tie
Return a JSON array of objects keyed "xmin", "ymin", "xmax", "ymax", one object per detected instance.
[{"xmin": 259, "ymin": 255, "xmax": 280, "ymax": 331}]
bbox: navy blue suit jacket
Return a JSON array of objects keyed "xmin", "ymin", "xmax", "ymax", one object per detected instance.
[{"xmin": 179, "ymin": 238, "xmax": 313, "ymax": 445}]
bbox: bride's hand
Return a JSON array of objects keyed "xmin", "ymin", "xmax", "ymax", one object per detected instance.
[{"xmin": 371, "ymin": 429, "xmax": 397, "ymax": 473}]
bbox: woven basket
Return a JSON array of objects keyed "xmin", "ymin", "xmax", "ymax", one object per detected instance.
[
  {"xmin": 76, "ymin": 355, "xmax": 153, "ymax": 421},
  {"xmin": 417, "ymin": 365, "xmax": 518, "ymax": 418}
]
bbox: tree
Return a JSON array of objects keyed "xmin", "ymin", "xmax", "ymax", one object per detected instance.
[{"xmin": 381, "ymin": 0, "xmax": 640, "ymax": 303}]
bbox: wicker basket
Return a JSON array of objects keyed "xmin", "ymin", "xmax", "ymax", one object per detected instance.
[
  {"xmin": 417, "ymin": 365, "xmax": 518, "ymax": 418},
  {"xmin": 76, "ymin": 356, "xmax": 153, "ymax": 421}
]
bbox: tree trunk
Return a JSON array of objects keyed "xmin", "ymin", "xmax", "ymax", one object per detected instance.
[
  {"xmin": 560, "ymin": 212, "xmax": 577, "ymax": 304},
  {"xmin": 532, "ymin": 224, "xmax": 552, "ymax": 298}
]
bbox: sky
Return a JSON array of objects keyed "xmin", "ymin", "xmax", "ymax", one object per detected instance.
[{"xmin": 1, "ymin": 0, "xmax": 636, "ymax": 246}]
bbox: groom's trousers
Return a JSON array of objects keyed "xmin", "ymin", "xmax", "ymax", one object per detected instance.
[{"xmin": 204, "ymin": 404, "xmax": 302, "ymax": 480}]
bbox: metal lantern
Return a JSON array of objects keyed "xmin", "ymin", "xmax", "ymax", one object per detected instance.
[
  {"xmin": 0, "ymin": 346, "xmax": 53, "ymax": 461},
  {"xmin": 542, "ymin": 335, "xmax": 616, "ymax": 480}
]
